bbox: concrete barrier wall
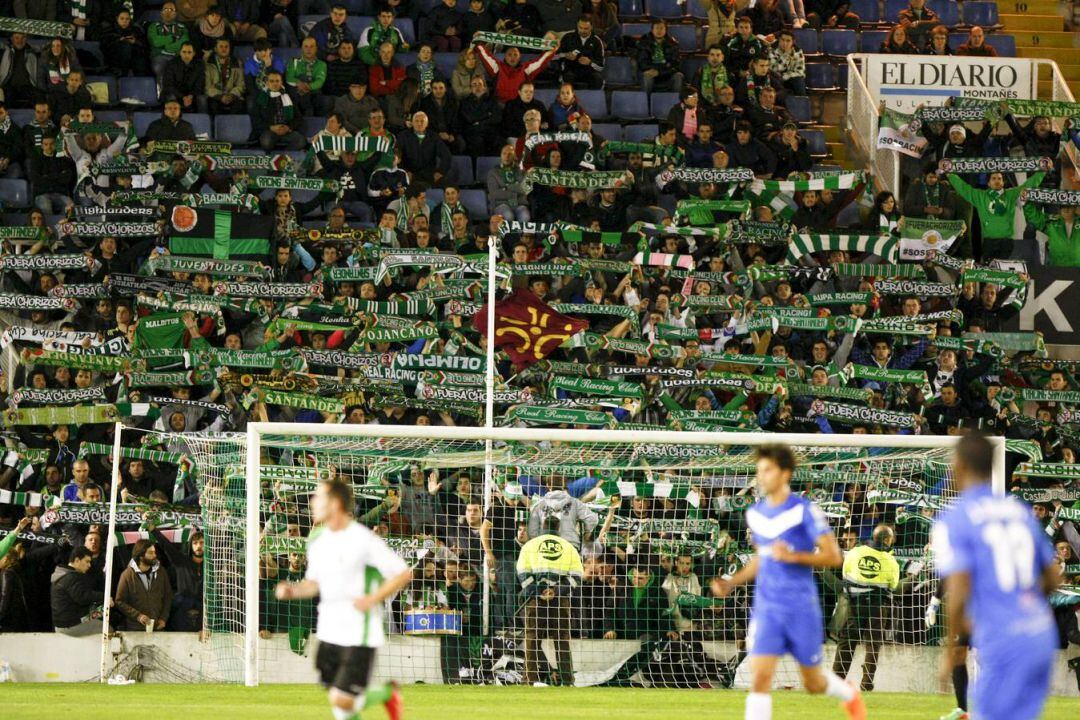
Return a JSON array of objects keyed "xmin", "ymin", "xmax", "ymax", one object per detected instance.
[{"xmin": 1, "ymin": 632, "xmax": 1077, "ymax": 696}]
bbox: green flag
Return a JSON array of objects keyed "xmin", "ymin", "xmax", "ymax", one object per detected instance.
[{"xmin": 168, "ymin": 208, "xmax": 274, "ymax": 262}]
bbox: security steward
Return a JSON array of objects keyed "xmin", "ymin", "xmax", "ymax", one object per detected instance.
[
  {"xmin": 516, "ymin": 514, "xmax": 584, "ymax": 686},
  {"xmin": 831, "ymin": 523, "xmax": 901, "ymax": 692}
]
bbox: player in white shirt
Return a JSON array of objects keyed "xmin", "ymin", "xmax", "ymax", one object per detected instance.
[{"xmin": 276, "ymin": 478, "xmax": 413, "ymax": 720}]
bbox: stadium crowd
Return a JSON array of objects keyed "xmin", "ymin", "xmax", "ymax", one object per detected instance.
[{"xmin": 0, "ymin": 0, "xmax": 1077, "ymax": 693}]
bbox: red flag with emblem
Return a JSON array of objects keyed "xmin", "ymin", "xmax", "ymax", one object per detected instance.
[{"xmin": 472, "ymin": 289, "xmax": 589, "ymax": 371}]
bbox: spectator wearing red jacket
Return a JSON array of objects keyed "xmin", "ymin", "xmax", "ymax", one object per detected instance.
[
  {"xmin": 474, "ymin": 39, "xmax": 557, "ymax": 104},
  {"xmin": 369, "ymin": 42, "xmax": 406, "ymax": 98}
]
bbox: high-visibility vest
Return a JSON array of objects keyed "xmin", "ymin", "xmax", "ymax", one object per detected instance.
[{"xmin": 842, "ymin": 544, "xmax": 901, "ymax": 593}]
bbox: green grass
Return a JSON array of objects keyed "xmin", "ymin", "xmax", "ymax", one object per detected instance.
[{"xmin": 5, "ymin": 684, "xmax": 1079, "ymax": 720}]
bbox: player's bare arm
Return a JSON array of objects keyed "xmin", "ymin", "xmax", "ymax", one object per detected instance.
[
  {"xmin": 275, "ymin": 578, "xmax": 320, "ymax": 600},
  {"xmin": 711, "ymin": 555, "xmax": 759, "ymax": 597},
  {"xmin": 354, "ymin": 567, "xmax": 413, "ymax": 612},
  {"xmin": 771, "ymin": 532, "xmax": 843, "ymax": 569}
]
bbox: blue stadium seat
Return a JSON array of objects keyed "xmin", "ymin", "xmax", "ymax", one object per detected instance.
[
  {"xmin": 342, "ymin": 0, "xmax": 374, "ymax": 12},
  {"xmin": 803, "ymin": 129, "xmax": 827, "ymax": 156},
  {"xmin": 475, "ymin": 156, "xmax": 500, "ymax": 181},
  {"xmin": 0, "ymin": 179, "xmax": 29, "ymax": 207},
  {"xmin": 85, "ymin": 75, "xmax": 117, "ymax": 105},
  {"xmin": 187, "ymin": 113, "xmax": 212, "ymax": 138},
  {"xmin": 849, "ymin": 0, "xmax": 881, "ymax": 24},
  {"xmin": 346, "ymin": 16, "xmax": 369, "ymax": 38},
  {"xmin": 622, "ymin": 22, "xmax": 652, "ymax": 40},
  {"xmin": 947, "ymin": 32, "xmax": 963, "ymax": 50},
  {"xmin": 610, "ymin": 91, "xmax": 651, "ymax": 120},
  {"xmin": 883, "ymin": 0, "xmax": 907, "ymax": 22},
  {"xmin": 304, "ymin": 116, "xmax": 326, "ymax": 136},
  {"xmin": 648, "ymin": 0, "xmax": 686, "ymax": 18},
  {"xmin": 299, "ymin": 14, "xmax": 324, "ymax": 36},
  {"xmin": 9, "ymin": 109, "xmax": 32, "ymax": 126},
  {"xmin": 962, "ymin": 1, "xmax": 999, "ymax": 27},
  {"xmin": 649, "ymin": 91, "xmax": 679, "ymax": 119},
  {"xmin": 132, "ymin": 111, "xmax": 158, "ymax": 138},
  {"xmin": 619, "ymin": 0, "xmax": 645, "ymax": 15},
  {"xmin": 805, "ymin": 63, "xmax": 836, "ymax": 90},
  {"xmin": 593, "ymin": 123, "xmax": 621, "ymax": 140},
  {"xmin": 623, "ymin": 123, "xmax": 659, "ymax": 142},
  {"xmin": 434, "ymin": 52, "xmax": 458, "ymax": 79},
  {"xmin": 95, "ymin": 110, "xmax": 128, "ymax": 123},
  {"xmin": 396, "ymin": 22, "xmax": 417, "ymax": 46},
  {"xmin": 451, "ymin": 155, "xmax": 474, "ymax": 186},
  {"xmin": 784, "ymin": 95, "xmax": 812, "ymax": 123},
  {"xmin": 927, "ymin": 0, "xmax": 961, "ymax": 27},
  {"xmin": 668, "ymin": 24, "xmax": 699, "ymax": 52},
  {"xmin": 576, "ymin": 89, "xmax": 608, "ymax": 119},
  {"xmin": 687, "ymin": 0, "xmax": 709, "ymax": 18},
  {"xmin": 836, "ymin": 62, "xmax": 849, "ymax": 88},
  {"xmin": 120, "ymin": 76, "xmax": 159, "ymax": 106},
  {"xmin": 424, "ymin": 188, "xmax": 443, "ymax": 206},
  {"xmin": 793, "ymin": 28, "xmax": 820, "ymax": 55},
  {"xmin": 459, "ymin": 188, "xmax": 487, "ymax": 219},
  {"xmin": 984, "ymin": 34, "xmax": 1016, "ymax": 56},
  {"xmin": 535, "ymin": 88, "xmax": 557, "ymax": 108},
  {"xmin": 214, "ymin": 114, "xmax": 253, "ymax": 145},
  {"xmin": 681, "ymin": 56, "xmax": 706, "ymax": 81},
  {"xmin": 604, "ymin": 56, "xmax": 636, "ymax": 86},
  {"xmin": 821, "ymin": 29, "xmax": 858, "ymax": 57},
  {"xmin": 397, "ymin": 52, "xmax": 417, "ymax": 68},
  {"xmin": 277, "ymin": 47, "xmax": 302, "ymax": 65},
  {"xmin": 860, "ymin": 30, "xmax": 889, "ymax": 52},
  {"xmin": 75, "ymin": 40, "xmax": 104, "ymax": 68}
]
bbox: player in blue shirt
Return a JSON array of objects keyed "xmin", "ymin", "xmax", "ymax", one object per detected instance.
[
  {"xmin": 712, "ymin": 444, "xmax": 867, "ymax": 720},
  {"xmin": 932, "ymin": 433, "xmax": 1060, "ymax": 720}
]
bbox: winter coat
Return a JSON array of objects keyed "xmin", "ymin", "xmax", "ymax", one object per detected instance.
[
  {"xmin": 51, "ymin": 565, "xmax": 101, "ymax": 629},
  {"xmin": 114, "ymin": 558, "xmax": 174, "ymax": 630}
]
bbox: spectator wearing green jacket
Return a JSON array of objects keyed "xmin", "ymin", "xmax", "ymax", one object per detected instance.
[
  {"xmin": 1024, "ymin": 201, "xmax": 1080, "ymax": 267},
  {"xmin": 285, "ymin": 37, "xmax": 327, "ymax": 117},
  {"xmin": 148, "ymin": 1, "xmax": 191, "ymax": 80},
  {"xmin": 358, "ymin": 9, "xmax": 410, "ymax": 66},
  {"xmin": 947, "ymin": 170, "xmax": 1044, "ymax": 262},
  {"xmin": 603, "ymin": 566, "xmax": 679, "ymax": 686}
]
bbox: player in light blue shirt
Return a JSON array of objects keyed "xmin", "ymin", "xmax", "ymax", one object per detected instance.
[
  {"xmin": 932, "ymin": 433, "xmax": 1060, "ymax": 720},
  {"xmin": 712, "ymin": 444, "xmax": 867, "ymax": 720}
]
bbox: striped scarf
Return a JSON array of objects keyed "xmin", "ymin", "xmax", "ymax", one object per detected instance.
[{"xmin": 788, "ymin": 233, "xmax": 898, "ymax": 263}]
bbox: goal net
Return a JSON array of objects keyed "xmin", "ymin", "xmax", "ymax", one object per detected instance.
[{"xmin": 209, "ymin": 425, "xmax": 1003, "ymax": 690}]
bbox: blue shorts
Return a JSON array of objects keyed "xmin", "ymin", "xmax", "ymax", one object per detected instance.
[
  {"xmin": 974, "ymin": 634, "xmax": 1055, "ymax": 720},
  {"xmin": 748, "ymin": 604, "xmax": 824, "ymax": 667}
]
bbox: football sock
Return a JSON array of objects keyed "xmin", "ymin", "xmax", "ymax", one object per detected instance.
[
  {"xmin": 745, "ymin": 692, "xmax": 772, "ymax": 720},
  {"xmin": 330, "ymin": 707, "xmax": 354, "ymax": 720},
  {"xmin": 952, "ymin": 665, "xmax": 968, "ymax": 711},
  {"xmin": 364, "ymin": 684, "xmax": 393, "ymax": 706},
  {"xmin": 352, "ymin": 693, "xmax": 366, "ymax": 713},
  {"xmin": 824, "ymin": 669, "xmax": 856, "ymax": 702}
]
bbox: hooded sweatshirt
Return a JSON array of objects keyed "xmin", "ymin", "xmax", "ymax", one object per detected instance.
[{"xmin": 114, "ymin": 556, "xmax": 174, "ymax": 630}]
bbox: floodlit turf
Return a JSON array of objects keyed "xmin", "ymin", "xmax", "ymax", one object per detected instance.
[{"xmin": 6, "ymin": 684, "xmax": 1080, "ymax": 719}]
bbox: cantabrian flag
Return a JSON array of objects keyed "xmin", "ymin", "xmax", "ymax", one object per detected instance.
[{"xmin": 472, "ymin": 289, "xmax": 588, "ymax": 371}]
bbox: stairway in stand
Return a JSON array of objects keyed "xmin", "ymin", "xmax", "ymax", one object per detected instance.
[{"xmin": 999, "ymin": 0, "xmax": 1080, "ymax": 98}]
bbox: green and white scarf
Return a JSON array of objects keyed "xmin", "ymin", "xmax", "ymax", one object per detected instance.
[
  {"xmin": 11, "ymin": 387, "xmax": 106, "ymax": 406},
  {"xmin": 874, "ymin": 279, "xmax": 958, "ymax": 297},
  {"xmin": 808, "ymin": 400, "xmax": 917, "ymax": 428},
  {"xmin": 842, "ymin": 363, "xmax": 928, "ymax": 387},
  {"xmin": 145, "ymin": 140, "xmax": 231, "ymax": 156},
  {"xmin": 1020, "ymin": 188, "xmax": 1080, "ymax": 207},
  {"xmin": 0, "ymin": 17, "xmax": 74, "ymax": 38},
  {"xmin": 939, "ymin": 156, "xmax": 1051, "ymax": 174},
  {"xmin": 257, "ymin": 388, "xmax": 344, "ymax": 415},
  {"xmin": 668, "ymin": 167, "xmax": 754, "ymax": 184},
  {"xmin": 60, "ymin": 221, "xmax": 159, "ymax": 237},
  {"xmin": 751, "ymin": 170, "xmax": 864, "ymax": 194},
  {"xmin": 787, "ymin": 383, "xmax": 872, "ymax": 403},
  {"xmin": 252, "ymin": 175, "xmax": 340, "ymax": 194},
  {"xmin": 472, "ymin": 31, "xmax": 558, "ymax": 51},
  {"xmin": 523, "ymin": 132, "xmax": 592, "ymax": 153},
  {"xmin": 0, "ymin": 293, "xmax": 75, "ymax": 311},
  {"xmin": 522, "ymin": 168, "xmax": 629, "ymax": 192},
  {"xmin": 0, "ymin": 253, "xmax": 90, "ymax": 272},
  {"xmin": 502, "ymin": 405, "xmax": 610, "ymax": 427},
  {"xmin": 788, "ymin": 233, "xmax": 898, "ymax": 263},
  {"xmin": 213, "ymin": 281, "xmax": 321, "ymax": 299},
  {"xmin": 143, "ymin": 255, "xmax": 270, "ymax": 279},
  {"xmin": 549, "ymin": 375, "xmax": 643, "ymax": 399},
  {"xmin": 831, "ymin": 262, "xmax": 926, "ymax": 279}
]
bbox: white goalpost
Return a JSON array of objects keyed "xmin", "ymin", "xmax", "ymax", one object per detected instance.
[{"xmin": 238, "ymin": 423, "xmax": 1006, "ymax": 689}]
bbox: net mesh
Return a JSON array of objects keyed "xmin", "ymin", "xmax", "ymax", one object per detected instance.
[{"xmin": 186, "ymin": 430, "xmax": 957, "ymax": 690}]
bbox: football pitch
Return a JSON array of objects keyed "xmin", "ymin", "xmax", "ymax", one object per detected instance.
[{"xmin": 6, "ymin": 684, "xmax": 1080, "ymax": 719}]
